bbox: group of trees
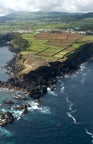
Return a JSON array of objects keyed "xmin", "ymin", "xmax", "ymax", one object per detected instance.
[{"xmin": 0, "ymin": 33, "xmax": 29, "ymax": 50}]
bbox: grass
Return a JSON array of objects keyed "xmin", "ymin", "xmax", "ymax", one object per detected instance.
[
  {"xmin": 18, "ymin": 30, "xmax": 93, "ymax": 75},
  {"xmin": 54, "ymin": 51, "xmax": 68, "ymax": 58},
  {"xmin": 71, "ymin": 43, "xmax": 83, "ymax": 49},
  {"xmin": 21, "ymin": 32, "xmax": 93, "ymax": 61},
  {"xmin": 31, "ymin": 23, "xmax": 71, "ymax": 30},
  {"xmin": 80, "ymin": 36, "xmax": 93, "ymax": 42}
]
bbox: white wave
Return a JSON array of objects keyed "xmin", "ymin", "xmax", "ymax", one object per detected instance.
[
  {"xmin": 66, "ymin": 97, "xmax": 83, "ymax": 125},
  {"xmin": 69, "ymin": 104, "xmax": 77, "ymax": 113},
  {"xmin": 85, "ymin": 129, "xmax": 93, "ymax": 138},
  {"xmin": 0, "ymin": 100, "xmax": 51, "ymax": 122},
  {"xmin": 47, "ymin": 87, "xmax": 51, "ymax": 91},
  {"xmin": 28, "ymin": 105, "xmax": 39, "ymax": 111},
  {"xmin": 1, "ymin": 108, "xmax": 23, "ymax": 121},
  {"xmin": 0, "ymin": 127, "xmax": 13, "ymax": 137},
  {"xmin": 80, "ymin": 63, "xmax": 86, "ymax": 72},
  {"xmin": 60, "ymin": 82, "xmax": 65, "ymax": 93},
  {"xmin": 58, "ymin": 79, "xmax": 63, "ymax": 84},
  {"xmin": 38, "ymin": 106, "xmax": 51, "ymax": 114},
  {"xmin": 57, "ymin": 76, "xmax": 63, "ymax": 83},
  {"xmin": 27, "ymin": 101, "xmax": 51, "ymax": 114},
  {"xmin": 27, "ymin": 101, "xmax": 39, "ymax": 108},
  {"xmin": 14, "ymin": 111, "xmax": 23, "ymax": 120},
  {"xmin": 85, "ymin": 129, "xmax": 93, "ymax": 143},
  {"xmin": 57, "ymin": 76, "xmax": 63, "ymax": 79},
  {"xmin": 64, "ymin": 74, "xmax": 70, "ymax": 78},
  {"xmin": 66, "ymin": 97, "xmax": 71, "ymax": 104},
  {"xmin": 67, "ymin": 112, "xmax": 77, "ymax": 124},
  {"xmin": 75, "ymin": 71, "xmax": 79, "ymax": 74},
  {"xmin": 66, "ymin": 97, "xmax": 76, "ymax": 113},
  {"xmin": 67, "ymin": 110, "xmax": 84, "ymax": 125},
  {"xmin": 71, "ymin": 74, "xmax": 77, "ymax": 78},
  {"xmin": 60, "ymin": 86, "xmax": 65, "ymax": 93},
  {"xmin": 10, "ymin": 107, "xmax": 23, "ymax": 120},
  {"xmin": 2, "ymin": 108, "xmax": 6, "ymax": 112},
  {"xmin": 47, "ymin": 87, "xmax": 57, "ymax": 96},
  {"xmin": 0, "ymin": 88, "xmax": 10, "ymax": 92}
]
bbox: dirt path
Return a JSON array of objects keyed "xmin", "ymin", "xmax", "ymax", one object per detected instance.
[{"xmin": 21, "ymin": 55, "xmax": 51, "ymax": 74}]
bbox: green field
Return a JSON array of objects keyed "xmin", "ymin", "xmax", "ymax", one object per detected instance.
[
  {"xmin": 0, "ymin": 12, "xmax": 93, "ymax": 74},
  {"xmin": 21, "ymin": 32, "xmax": 93, "ymax": 61}
]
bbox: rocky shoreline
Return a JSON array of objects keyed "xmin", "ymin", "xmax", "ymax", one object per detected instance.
[
  {"xmin": 0, "ymin": 42, "xmax": 93, "ymax": 126},
  {"xmin": 7, "ymin": 43, "xmax": 93, "ymax": 97},
  {"xmin": 1, "ymin": 43, "xmax": 93, "ymax": 98}
]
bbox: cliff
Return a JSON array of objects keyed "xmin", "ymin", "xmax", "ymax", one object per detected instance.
[{"xmin": 6, "ymin": 42, "xmax": 93, "ymax": 99}]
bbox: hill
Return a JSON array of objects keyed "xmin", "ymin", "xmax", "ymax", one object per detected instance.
[
  {"xmin": 0, "ymin": 11, "xmax": 81, "ymax": 22},
  {"xmin": 77, "ymin": 12, "xmax": 93, "ymax": 19}
]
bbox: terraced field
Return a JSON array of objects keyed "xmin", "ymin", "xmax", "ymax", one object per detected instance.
[
  {"xmin": 20, "ymin": 31, "xmax": 93, "ymax": 74},
  {"xmin": 22, "ymin": 32, "xmax": 88, "ymax": 59}
]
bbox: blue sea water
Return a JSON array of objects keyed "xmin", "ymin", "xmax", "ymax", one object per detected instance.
[
  {"xmin": 0, "ymin": 46, "xmax": 15, "ymax": 81},
  {"xmin": 0, "ymin": 46, "xmax": 93, "ymax": 144}
]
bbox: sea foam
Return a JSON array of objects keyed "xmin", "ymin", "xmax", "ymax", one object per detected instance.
[
  {"xmin": 27, "ymin": 101, "xmax": 51, "ymax": 114},
  {"xmin": 80, "ymin": 63, "xmax": 86, "ymax": 72},
  {"xmin": 65, "ymin": 96, "xmax": 82, "ymax": 125},
  {"xmin": 85, "ymin": 129, "xmax": 93, "ymax": 143},
  {"xmin": 47, "ymin": 87, "xmax": 57, "ymax": 96},
  {"xmin": 66, "ymin": 97, "xmax": 76, "ymax": 113},
  {"xmin": 67, "ymin": 112, "xmax": 77, "ymax": 124}
]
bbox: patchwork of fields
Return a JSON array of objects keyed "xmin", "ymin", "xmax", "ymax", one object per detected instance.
[
  {"xmin": 22, "ymin": 32, "xmax": 93, "ymax": 61},
  {"xmin": 16, "ymin": 31, "xmax": 93, "ymax": 74}
]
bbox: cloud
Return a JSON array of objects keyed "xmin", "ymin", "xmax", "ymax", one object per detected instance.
[{"xmin": 0, "ymin": 0, "xmax": 93, "ymax": 16}]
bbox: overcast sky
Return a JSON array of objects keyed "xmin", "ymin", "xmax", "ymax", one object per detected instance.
[{"xmin": 0, "ymin": 0, "xmax": 93, "ymax": 16}]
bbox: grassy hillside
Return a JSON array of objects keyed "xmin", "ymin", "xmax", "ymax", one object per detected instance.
[
  {"xmin": 0, "ymin": 11, "xmax": 79, "ymax": 21},
  {"xmin": 21, "ymin": 32, "xmax": 93, "ymax": 59},
  {"xmin": 0, "ymin": 11, "xmax": 93, "ymax": 74},
  {"xmin": 15, "ymin": 31, "xmax": 93, "ymax": 74}
]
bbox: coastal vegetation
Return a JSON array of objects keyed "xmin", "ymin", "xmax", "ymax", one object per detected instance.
[
  {"xmin": 0, "ymin": 33, "xmax": 29, "ymax": 51},
  {"xmin": 18, "ymin": 31, "xmax": 93, "ymax": 74}
]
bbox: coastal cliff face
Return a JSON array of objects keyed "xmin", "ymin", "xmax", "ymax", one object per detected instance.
[
  {"xmin": 59, "ymin": 43, "xmax": 93, "ymax": 73},
  {"xmin": 0, "ymin": 43, "xmax": 93, "ymax": 99},
  {"xmin": 15, "ymin": 43, "xmax": 93, "ymax": 99},
  {"xmin": 1, "ymin": 42, "xmax": 93, "ymax": 99}
]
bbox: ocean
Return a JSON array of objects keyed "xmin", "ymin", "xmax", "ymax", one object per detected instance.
[{"xmin": 0, "ymin": 46, "xmax": 93, "ymax": 144}]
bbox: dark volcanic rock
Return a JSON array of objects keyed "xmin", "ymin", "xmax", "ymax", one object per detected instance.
[
  {"xmin": 3, "ymin": 42, "xmax": 93, "ymax": 100},
  {"xmin": 22, "ymin": 43, "xmax": 93, "ymax": 98},
  {"xmin": 0, "ymin": 112, "xmax": 14, "ymax": 126},
  {"xmin": 3, "ymin": 100, "xmax": 14, "ymax": 105}
]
